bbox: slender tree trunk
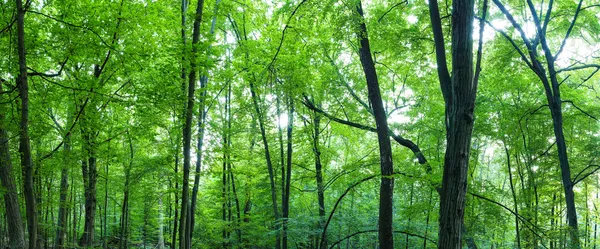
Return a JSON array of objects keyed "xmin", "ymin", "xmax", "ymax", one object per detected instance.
[
  {"xmin": 312, "ymin": 110, "xmax": 327, "ymax": 248},
  {"xmin": 55, "ymin": 133, "xmax": 71, "ymax": 249},
  {"xmin": 249, "ymin": 75, "xmax": 280, "ymax": 249},
  {"xmin": 221, "ymin": 104, "xmax": 229, "ymax": 248},
  {"xmin": 504, "ymin": 143, "xmax": 521, "ymax": 248},
  {"xmin": 173, "ymin": 154, "xmax": 179, "ymax": 249},
  {"xmin": 189, "ymin": 0, "xmax": 221, "ymax": 239},
  {"xmin": 0, "ymin": 83, "xmax": 26, "ymax": 249},
  {"xmin": 355, "ymin": 1, "xmax": 395, "ymax": 248},
  {"xmin": 158, "ymin": 195, "xmax": 165, "ymax": 249},
  {"xmin": 282, "ymin": 99, "xmax": 294, "ymax": 249},
  {"xmin": 16, "ymin": 0, "xmax": 38, "ymax": 247},
  {"xmin": 179, "ymin": 0, "xmax": 205, "ymax": 248}
]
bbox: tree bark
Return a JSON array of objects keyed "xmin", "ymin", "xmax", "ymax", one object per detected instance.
[
  {"xmin": 249, "ymin": 75, "xmax": 280, "ymax": 249},
  {"xmin": 428, "ymin": 0, "xmax": 478, "ymax": 247},
  {"xmin": 282, "ymin": 98, "xmax": 294, "ymax": 249},
  {"xmin": 0, "ymin": 83, "xmax": 26, "ymax": 249},
  {"xmin": 16, "ymin": 0, "xmax": 38, "ymax": 247},
  {"xmin": 312, "ymin": 109, "xmax": 327, "ymax": 248},
  {"xmin": 55, "ymin": 133, "xmax": 71, "ymax": 249},
  {"xmin": 179, "ymin": 0, "xmax": 205, "ymax": 248},
  {"xmin": 189, "ymin": 0, "xmax": 221, "ymax": 239},
  {"xmin": 355, "ymin": 1, "xmax": 395, "ymax": 248}
]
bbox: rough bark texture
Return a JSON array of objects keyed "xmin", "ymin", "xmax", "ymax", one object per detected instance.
[
  {"xmin": 0, "ymin": 83, "xmax": 26, "ymax": 249},
  {"xmin": 355, "ymin": 1, "xmax": 395, "ymax": 248},
  {"xmin": 428, "ymin": 0, "xmax": 477, "ymax": 248},
  {"xmin": 16, "ymin": 0, "xmax": 38, "ymax": 247}
]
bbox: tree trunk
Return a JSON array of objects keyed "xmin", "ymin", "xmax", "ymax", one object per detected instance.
[
  {"xmin": 189, "ymin": 0, "xmax": 221, "ymax": 239},
  {"xmin": 16, "ymin": 0, "xmax": 38, "ymax": 247},
  {"xmin": 312, "ymin": 110, "xmax": 326, "ymax": 248},
  {"xmin": 249, "ymin": 74, "xmax": 280, "ymax": 249},
  {"xmin": 55, "ymin": 133, "xmax": 70, "ymax": 249},
  {"xmin": 179, "ymin": 0, "xmax": 205, "ymax": 248},
  {"xmin": 158, "ymin": 195, "xmax": 165, "ymax": 249},
  {"xmin": 355, "ymin": 1, "xmax": 395, "ymax": 248},
  {"xmin": 504, "ymin": 143, "xmax": 521, "ymax": 248},
  {"xmin": 427, "ymin": 0, "xmax": 478, "ymax": 247},
  {"xmin": 0, "ymin": 83, "xmax": 26, "ymax": 249},
  {"xmin": 282, "ymin": 98, "xmax": 294, "ymax": 249}
]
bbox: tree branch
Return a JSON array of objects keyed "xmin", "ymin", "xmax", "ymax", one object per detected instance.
[
  {"xmin": 554, "ymin": 0, "xmax": 584, "ymax": 60},
  {"xmin": 572, "ymin": 164, "xmax": 600, "ymax": 186},
  {"xmin": 302, "ymin": 95, "xmax": 427, "ymax": 164},
  {"xmin": 427, "ymin": 0, "xmax": 452, "ymax": 103}
]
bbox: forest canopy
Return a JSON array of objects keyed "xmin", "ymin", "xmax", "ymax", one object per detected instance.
[{"xmin": 1, "ymin": 0, "xmax": 600, "ymax": 248}]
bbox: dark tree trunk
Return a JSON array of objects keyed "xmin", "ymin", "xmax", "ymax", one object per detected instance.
[
  {"xmin": 249, "ymin": 76, "xmax": 280, "ymax": 249},
  {"xmin": 504, "ymin": 143, "xmax": 521, "ymax": 248},
  {"xmin": 491, "ymin": 0, "xmax": 583, "ymax": 245},
  {"xmin": 355, "ymin": 1, "xmax": 395, "ymax": 248},
  {"xmin": 428, "ymin": 0, "xmax": 479, "ymax": 248},
  {"xmin": 16, "ymin": 0, "xmax": 38, "ymax": 247},
  {"xmin": 55, "ymin": 134, "xmax": 71, "ymax": 249},
  {"xmin": 189, "ymin": 0, "xmax": 220, "ymax": 239},
  {"xmin": 179, "ymin": 0, "xmax": 205, "ymax": 248},
  {"xmin": 119, "ymin": 134, "xmax": 133, "ymax": 249},
  {"xmin": 282, "ymin": 99, "xmax": 294, "ymax": 249},
  {"xmin": 80, "ymin": 128, "xmax": 98, "ymax": 247},
  {"xmin": 0, "ymin": 83, "xmax": 26, "ymax": 249},
  {"xmin": 312, "ymin": 110, "xmax": 326, "ymax": 248},
  {"xmin": 172, "ymin": 154, "xmax": 179, "ymax": 249}
]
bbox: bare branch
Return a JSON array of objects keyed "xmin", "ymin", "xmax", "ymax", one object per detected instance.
[
  {"xmin": 557, "ymin": 64, "xmax": 600, "ymax": 73},
  {"xmin": 478, "ymin": 17, "xmax": 534, "ymax": 70},
  {"xmin": 554, "ymin": 0, "xmax": 584, "ymax": 60},
  {"xmin": 492, "ymin": 0, "xmax": 534, "ymax": 53},
  {"xmin": 302, "ymin": 95, "xmax": 427, "ymax": 164},
  {"xmin": 377, "ymin": 0, "xmax": 408, "ymax": 23},
  {"xmin": 562, "ymin": 100, "xmax": 598, "ymax": 121},
  {"xmin": 572, "ymin": 164, "xmax": 600, "ymax": 186},
  {"xmin": 472, "ymin": 0, "xmax": 488, "ymax": 103}
]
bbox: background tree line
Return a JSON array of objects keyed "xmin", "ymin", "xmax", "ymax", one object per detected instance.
[{"xmin": 0, "ymin": 0, "xmax": 599, "ymax": 248}]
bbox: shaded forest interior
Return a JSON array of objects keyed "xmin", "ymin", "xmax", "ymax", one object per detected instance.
[{"xmin": 1, "ymin": 0, "xmax": 600, "ymax": 248}]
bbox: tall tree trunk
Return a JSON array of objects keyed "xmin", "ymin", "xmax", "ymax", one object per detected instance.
[
  {"xmin": 504, "ymin": 143, "xmax": 521, "ymax": 248},
  {"xmin": 16, "ymin": 0, "xmax": 38, "ymax": 247},
  {"xmin": 103, "ymin": 142, "xmax": 110, "ymax": 249},
  {"xmin": 80, "ymin": 129, "xmax": 98, "ymax": 247},
  {"xmin": 158, "ymin": 195, "xmax": 165, "ymax": 249},
  {"xmin": 55, "ymin": 133, "xmax": 70, "ymax": 249},
  {"xmin": 179, "ymin": 0, "xmax": 205, "ymax": 248},
  {"xmin": 428, "ymin": 0, "xmax": 479, "ymax": 247},
  {"xmin": 282, "ymin": 98, "xmax": 294, "ymax": 249},
  {"xmin": 249, "ymin": 74, "xmax": 280, "ymax": 249},
  {"xmin": 491, "ymin": 0, "xmax": 582, "ymax": 245},
  {"xmin": 172, "ymin": 154, "xmax": 179, "ymax": 249},
  {"xmin": 355, "ymin": 1, "xmax": 395, "ymax": 248},
  {"xmin": 0, "ymin": 83, "xmax": 26, "ymax": 249},
  {"xmin": 189, "ymin": 0, "xmax": 221, "ymax": 239},
  {"xmin": 312, "ymin": 109, "xmax": 326, "ymax": 248}
]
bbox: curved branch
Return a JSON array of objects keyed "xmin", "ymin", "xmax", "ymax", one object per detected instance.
[
  {"xmin": 320, "ymin": 175, "xmax": 378, "ymax": 249},
  {"xmin": 554, "ymin": 0, "xmax": 584, "ymax": 60},
  {"xmin": 328, "ymin": 229, "xmax": 436, "ymax": 249}
]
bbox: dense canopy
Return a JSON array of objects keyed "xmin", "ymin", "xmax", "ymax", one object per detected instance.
[{"xmin": 1, "ymin": 0, "xmax": 600, "ymax": 248}]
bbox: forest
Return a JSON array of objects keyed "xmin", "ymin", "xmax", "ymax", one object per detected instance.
[{"xmin": 1, "ymin": 0, "xmax": 600, "ymax": 248}]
